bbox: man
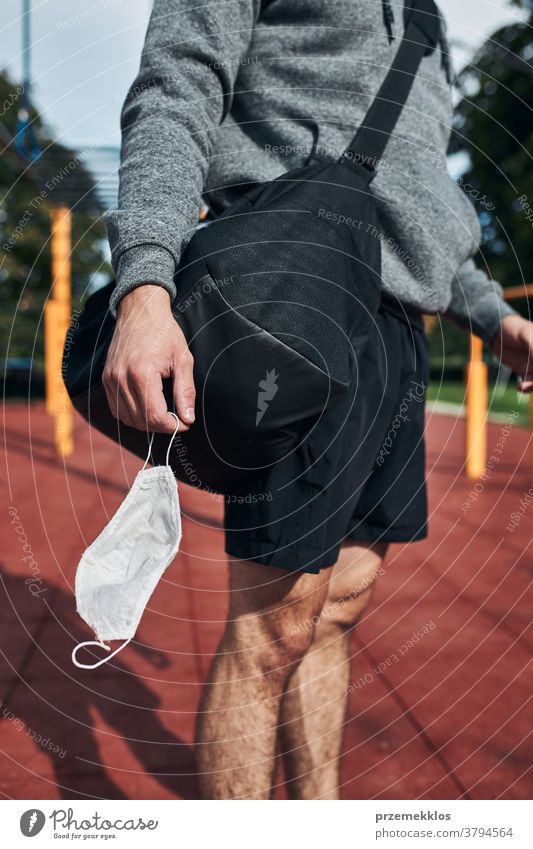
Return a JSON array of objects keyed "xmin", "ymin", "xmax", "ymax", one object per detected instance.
[{"xmin": 103, "ymin": 0, "xmax": 533, "ymax": 798}]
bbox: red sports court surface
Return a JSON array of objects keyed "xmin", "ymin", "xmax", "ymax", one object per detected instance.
[{"xmin": 1, "ymin": 402, "xmax": 532, "ymax": 800}]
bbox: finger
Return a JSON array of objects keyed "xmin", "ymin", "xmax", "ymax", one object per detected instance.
[
  {"xmin": 120, "ymin": 372, "xmax": 147, "ymax": 427},
  {"xmin": 517, "ymin": 378, "xmax": 533, "ymax": 393},
  {"xmin": 103, "ymin": 363, "xmax": 141, "ymax": 425},
  {"xmin": 102, "ymin": 373, "xmax": 133, "ymax": 426},
  {"xmin": 173, "ymin": 349, "xmax": 196, "ymax": 426},
  {"xmin": 126, "ymin": 370, "xmax": 157, "ymax": 430},
  {"xmin": 515, "ymin": 324, "xmax": 533, "ymax": 370},
  {"xmin": 130, "ymin": 365, "xmax": 180, "ymax": 434},
  {"xmin": 501, "ymin": 352, "xmax": 533, "ymax": 378},
  {"xmin": 519, "ymin": 323, "xmax": 533, "ymax": 347}
]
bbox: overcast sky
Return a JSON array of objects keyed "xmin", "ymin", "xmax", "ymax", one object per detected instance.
[{"xmin": 0, "ymin": 0, "xmax": 528, "ymax": 149}]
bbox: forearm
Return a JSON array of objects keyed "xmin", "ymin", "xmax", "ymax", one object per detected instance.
[{"xmin": 443, "ymin": 258, "xmax": 517, "ymax": 345}]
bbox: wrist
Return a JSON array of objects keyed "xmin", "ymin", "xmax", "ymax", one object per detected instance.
[
  {"xmin": 109, "ymin": 244, "xmax": 177, "ymax": 319},
  {"xmin": 117, "ymin": 284, "xmax": 172, "ymax": 319}
]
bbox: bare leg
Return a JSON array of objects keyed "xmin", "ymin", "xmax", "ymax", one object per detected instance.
[
  {"xmin": 279, "ymin": 541, "xmax": 388, "ymax": 799},
  {"xmin": 195, "ymin": 558, "xmax": 332, "ymax": 799}
]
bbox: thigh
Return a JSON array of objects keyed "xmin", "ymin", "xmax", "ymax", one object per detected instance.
[
  {"xmin": 330, "ymin": 540, "xmax": 388, "ymax": 601},
  {"xmin": 227, "ymin": 557, "xmax": 332, "ymax": 643}
]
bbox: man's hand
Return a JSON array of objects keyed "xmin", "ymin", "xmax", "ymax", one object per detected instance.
[
  {"xmin": 102, "ymin": 285, "xmax": 195, "ymax": 434},
  {"xmin": 492, "ymin": 314, "xmax": 533, "ymax": 393}
]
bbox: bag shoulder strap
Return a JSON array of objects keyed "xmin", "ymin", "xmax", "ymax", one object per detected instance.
[{"xmin": 343, "ymin": 1, "xmax": 444, "ymax": 173}]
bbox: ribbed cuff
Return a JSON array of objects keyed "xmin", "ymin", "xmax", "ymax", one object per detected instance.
[
  {"xmin": 109, "ymin": 244, "xmax": 177, "ymax": 318},
  {"xmin": 471, "ymin": 297, "xmax": 517, "ymax": 346}
]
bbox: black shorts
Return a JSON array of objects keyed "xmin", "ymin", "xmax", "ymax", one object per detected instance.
[{"xmin": 224, "ymin": 299, "xmax": 430, "ymax": 573}]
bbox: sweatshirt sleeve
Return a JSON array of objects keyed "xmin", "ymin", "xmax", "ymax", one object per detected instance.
[
  {"xmin": 443, "ymin": 258, "xmax": 517, "ymax": 345},
  {"xmin": 105, "ymin": 0, "xmax": 260, "ymax": 317}
]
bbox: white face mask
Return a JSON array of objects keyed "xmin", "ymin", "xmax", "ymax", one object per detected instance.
[{"xmin": 71, "ymin": 414, "xmax": 182, "ymax": 670}]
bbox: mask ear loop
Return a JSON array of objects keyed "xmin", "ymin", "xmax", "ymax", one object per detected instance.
[
  {"xmin": 71, "ymin": 638, "xmax": 132, "ymax": 670},
  {"xmin": 141, "ymin": 432, "xmax": 156, "ymax": 472},
  {"xmin": 166, "ymin": 412, "xmax": 181, "ymax": 467},
  {"xmin": 139, "ymin": 414, "xmax": 181, "ymax": 471}
]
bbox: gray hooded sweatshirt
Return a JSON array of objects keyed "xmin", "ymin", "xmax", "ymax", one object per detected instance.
[{"xmin": 105, "ymin": 0, "xmax": 516, "ymax": 342}]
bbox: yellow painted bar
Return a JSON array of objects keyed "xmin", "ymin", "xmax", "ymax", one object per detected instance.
[
  {"xmin": 502, "ymin": 284, "xmax": 533, "ymax": 302},
  {"xmin": 44, "ymin": 299, "xmax": 59, "ymax": 416},
  {"xmin": 55, "ymin": 300, "xmax": 74, "ymax": 457},
  {"xmin": 50, "ymin": 206, "xmax": 72, "ymax": 309},
  {"xmin": 465, "ymin": 334, "xmax": 488, "ymax": 479},
  {"xmin": 46, "ymin": 206, "xmax": 74, "ymax": 458}
]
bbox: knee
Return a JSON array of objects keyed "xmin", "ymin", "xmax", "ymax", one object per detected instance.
[
  {"xmin": 321, "ymin": 585, "xmax": 375, "ymax": 630},
  {"xmin": 228, "ymin": 611, "xmax": 318, "ymax": 687},
  {"xmin": 321, "ymin": 542, "xmax": 388, "ymax": 630},
  {"xmin": 260, "ymin": 616, "xmax": 318, "ymax": 684}
]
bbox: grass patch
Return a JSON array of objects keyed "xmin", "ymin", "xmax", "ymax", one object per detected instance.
[{"xmin": 427, "ymin": 380, "xmax": 530, "ymax": 425}]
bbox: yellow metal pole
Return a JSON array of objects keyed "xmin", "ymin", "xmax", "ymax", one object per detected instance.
[
  {"xmin": 44, "ymin": 299, "xmax": 58, "ymax": 416},
  {"xmin": 46, "ymin": 205, "xmax": 74, "ymax": 457},
  {"xmin": 55, "ymin": 301, "xmax": 74, "ymax": 456},
  {"xmin": 50, "ymin": 206, "xmax": 72, "ymax": 311},
  {"xmin": 465, "ymin": 333, "xmax": 488, "ymax": 478}
]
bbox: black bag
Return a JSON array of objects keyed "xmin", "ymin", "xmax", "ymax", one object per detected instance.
[{"xmin": 65, "ymin": 1, "xmax": 442, "ymax": 493}]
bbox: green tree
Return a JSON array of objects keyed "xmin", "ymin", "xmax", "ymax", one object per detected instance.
[
  {"xmin": 429, "ymin": 6, "xmax": 532, "ymax": 371},
  {"xmin": 0, "ymin": 69, "xmax": 110, "ymax": 365},
  {"xmin": 449, "ymin": 8, "xmax": 533, "ymax": 306}
]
